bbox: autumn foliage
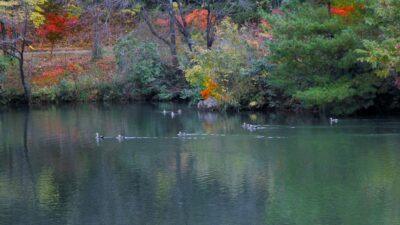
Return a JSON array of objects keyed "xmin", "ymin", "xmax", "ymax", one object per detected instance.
[
  {"xmin": 330, "ymin": 3, "xmax": 364, "ymax": 17},
  {"xmin": 32, "ymin": 67, "xmax": 66, "ymax": 87},
  {"xmin": 0, "ymin": 24, "xmax": 12, "ymax": 37},
  {"xmin": 32, "ymin": 63, "xmax": 83, "ymax": 87},
  {"xmin": 200, "ymin": 79, "xmax": 218, "ymax": 100},
  {"xmin": 185, "ymin": 9, "xmax": 215, "ymax": 30},
  {"xmin": 155, "ymin": 9, "xmax": 215, "ymax": 31},
  {"xmin": 36, "ymin": 13, "xmax": 79, "ymax": 48}
]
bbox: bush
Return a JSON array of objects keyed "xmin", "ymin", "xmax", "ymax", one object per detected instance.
[
  {"xmin": 114, "ymin": 33, "xmax": 170, "ymax": 100},
  {"xmin": 31, "ymin": 86, "xmax": 59, "ymax": 103},
  {"xmin": 57, "ymin": 79, "xmax": 77, "ymax": 101},
  {"xmin": 184, "ymin": 17, "xmax": 274, "ymax": 109},
  {"xmin": 0, "ymin": 56, "xmax": 11, "ymax": 86},
  {"xmin": 238, "ymin": 59, "xmax": 280, "ymax": 109}
]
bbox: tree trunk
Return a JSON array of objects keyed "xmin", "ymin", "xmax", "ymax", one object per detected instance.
[
  {"xmin": 92, "ymin": 12, "xmax": 103, "ymax": 60},
  {"xmin": 141, "ymin": 2, "xmax": 179, "ymax": 69},
  {"xmin": 184, "ymin": 26, "xmax": 193, "ymax": 51},
  {"xmin": 206, "ymin": 5, "xmax": 215, "ymax": 49},
  {"xmin": 18, "ymin": 57, "xmax": 30, "ymax": 102},
  {"xmin": 327, "ymin": 2, "xmax": 332, "ymax": 17},
  {"xmin": 11, "ymin": 26, "xmax": 18, "ymax": 56},
  {"xmin": 19, "ymin": 11, "xmax": 31, "ymax": 103},
  {"xmin": 168, "ymin": 0, "xmax": 179, "ymax": 68},
  {"xmin": 0, "ymin": 21, "xmax": 7, "ymax": 55},
  {"xmin": 176, "ymin": 0, "xmax": 193, "ymax": 51}
]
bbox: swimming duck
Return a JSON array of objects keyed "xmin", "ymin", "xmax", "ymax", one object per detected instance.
[
  {"xmin": 177, "ymin": 109, "xmax": 182, "ymax": 114},
  {"xmin": 95, "ymin": 133, "xmax": 104, "ymax": 139},
  {"xmin": 330, "ymin": 117, "xmax": 339, "ymax": 124},
  {"xmin": 247, "ymin": 124, "xmax": 256, "ymax": 129},
  {"xmin": 116, "ymin": 134, "xmax": 124, "ymax": 141},
  {"xmin": 177, "ymin": 131, "xmax": 186, "ymax": 137}
]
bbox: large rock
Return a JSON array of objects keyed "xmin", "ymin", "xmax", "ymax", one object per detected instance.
[{"xmin": 197, "ymin": 97, "xmax": 219, "ymax": 111}]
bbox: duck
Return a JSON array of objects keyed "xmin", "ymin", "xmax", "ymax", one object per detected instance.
[
  {"xmin": 247, "ymin": 124, "xmax": 256, "ymax": 129},
  {"xmin": 171, "ymin": 111, "xmax": 175, "ymax": 118},
  {"xmin": 95, "ymin": 133, "xmax": 104, "ymax": 139},
  {"xmin": 116, "ymin": 134, "xmax": 124, "ymax": 140},
  {"xmin": 177, "ymin": 109, "xmax": 182, "ymax": 115},
  {"xmin": 163, "ymin": 110, "xmax": 167, "ymax": 115},
  {"xmin": 330, "ymin": 117, "xmax": 339, "ymax": 124},
  {"xmin": 177, "ymin": 131, "xmax": 186, "ymax": 137},
  {"xmin": 248, "ymin": 126, "xmax": 257, "ymax": 130}
]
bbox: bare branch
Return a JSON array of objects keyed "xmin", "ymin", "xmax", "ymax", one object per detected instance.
[{"xmin": 141, "ymin": 8, "xmax": 171, "ymax": 46}]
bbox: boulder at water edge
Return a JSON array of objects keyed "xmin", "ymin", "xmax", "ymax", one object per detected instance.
[{"xmin": 197, "ymin": 97, "xmax": 219, "ymax": 111}]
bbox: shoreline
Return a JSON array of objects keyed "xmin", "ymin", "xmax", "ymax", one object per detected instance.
[{"xmin": 1, "ymin": 99, "xmax": 400, "ymax": 117}]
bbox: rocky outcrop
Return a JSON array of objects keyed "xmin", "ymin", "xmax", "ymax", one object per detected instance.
[{"xmin": 197, "ymin": 97, "xmax": 219, "ymax": 111}]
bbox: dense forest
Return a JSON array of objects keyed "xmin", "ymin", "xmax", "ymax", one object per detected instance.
[{"xmin": 0, "ymin": 0, "xmax": 399, "ymax": 115}]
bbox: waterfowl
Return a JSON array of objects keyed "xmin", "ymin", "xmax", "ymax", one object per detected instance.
[
  {"xmin": 177, "ymin": 109, "xmax": 182, "ymax": 114},
  {"xmin": 248, "ymin": 126, "xmax": 256, "ymax": 131},
  {"xmin": 246, "ymin": 124, "xmax": 256, "ymax": 129},
  {"xmin": 95, "ymin": 133, "xmax": 104, "ymax": 139},
  {"xmin": 177, "ymin": 131, "xmax": 186, "ymax": 137},
  {"xmin": 171, "ymin": 112, "xmax": 175, "ymax": 118},
  {"xmin": 116, "ymin": 134, "xmax": 124, "ymax": 140},
  {"xmin": 163, "ymin": 110, "xmax": 167, "ymax": 115},
  {"xmin": 330, "ymin": 117, "xmax": 339, "ymax": 124},
  {"xmin": 242, "ymin": 122, "xmax": 258, "ymax": 131}
]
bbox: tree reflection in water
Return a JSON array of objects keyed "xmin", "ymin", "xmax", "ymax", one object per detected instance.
[{"xmin": 0, "ymin": 103, "xmax": 399, "ymax": 225}]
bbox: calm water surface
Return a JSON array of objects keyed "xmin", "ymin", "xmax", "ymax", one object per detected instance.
[{"xmin": 0, "ymin": 103, "xmax": 400, "ymax": 225}]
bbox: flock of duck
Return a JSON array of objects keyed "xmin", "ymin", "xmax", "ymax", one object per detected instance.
[
  {"xmin": 95, "ymin": 131, "xmax": 225, "ymax": 141},
  {"xmin": 163, "ymin": 109, "xmax": 182, "ymax": 118},
  {"xmin": 242, "ymin": 117, "xmax": 339, "ymax": 131},
  {"xmin": 95, "ymin": 109, "xmax": 339, "ymax": 141}
]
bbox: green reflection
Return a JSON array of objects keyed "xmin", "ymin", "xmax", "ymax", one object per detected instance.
[{"xmin": 0, "ymin": 104, "xmax": 399, "ymax": 225}]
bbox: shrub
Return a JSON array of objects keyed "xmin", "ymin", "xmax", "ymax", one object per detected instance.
[
  {"xmin": 114, "ymin": 33, "xmax": 167, "ymax": 99},
  {"xmin": 31, "ymin": 86, "xmax": 59, "ymax": 103},
  {"xmin": 238, "ymin": 59, "xmax": 279, "ymax": 109},
  {"xmin": 57, "ymin": 79, "xmax": 76, "ymax": 101},
  {"xmin": 32, "ymin": 67, "xmax": 66, "ymax": 87},
  {"xmin": 0, "ymin": 57, "xmax": 25, "ymax": 104},
  {"xmin": 0, "ymin": 56, "xmax": 11, "ymax": 86},
  {"xmin": 184, "ymin": 17, "xmax": 273, "ymax": 109}
]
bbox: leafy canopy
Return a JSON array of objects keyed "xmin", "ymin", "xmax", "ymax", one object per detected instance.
[{"xmin": 264, "ymin": 2, "xmax": 382, "ymax": 114}]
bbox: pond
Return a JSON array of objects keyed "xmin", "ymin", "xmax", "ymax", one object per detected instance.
[{"xmin": 0, "ymin": 103, "xmax": 399, "ymax": 225}]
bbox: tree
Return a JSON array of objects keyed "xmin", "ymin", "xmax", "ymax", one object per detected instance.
[
  {"xmin": 184, "ymin": 17, "xmax": 270, "ymax": 108},
  {"xmin": 357, "ymin": 0, "xmax": 400, "ymax": 81},
  {"xmin": 0, "ymin": 0, "xmax": 42, "ymax": 101},
  {"xmin": 36, "ymin": 13, "xmax": 78, "ymax": 53},
  {"xmin": 140, "ymin": 0, "xmax": 179, "ymax": 68},
  {"xmin": 173, "ymin": 0, "xmax": 254, "ymax": 49},
  {"xmin": 201, "ymin": 0, "xmax": 253, "ymax": 48},
  {"xmin": 263, "ymin": 2, "xmax": 383, "ymax": 114},
  {"xmin": 0, "ymin": 0, "xmax": 21, "ymax": 57},
  {"xmin": 0, "ymin": 20, "xmax": 7, "ymax": 56},
  {"xmin": 77, "ymin": 0, "xmax": 118, "ymax": 60},
  {"xmin": 153, "ymin": 6, "xmax": 214, "ymax": 51}
]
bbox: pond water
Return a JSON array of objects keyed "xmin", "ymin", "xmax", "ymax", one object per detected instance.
[{"xmin": 0, "ymin": 103, "xmax": 400, "ymax": 225}]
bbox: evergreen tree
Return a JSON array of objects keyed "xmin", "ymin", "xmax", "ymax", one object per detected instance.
[{"xmin": 264, "ymin": 2, "xmax": 384, "ymax": 114}]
